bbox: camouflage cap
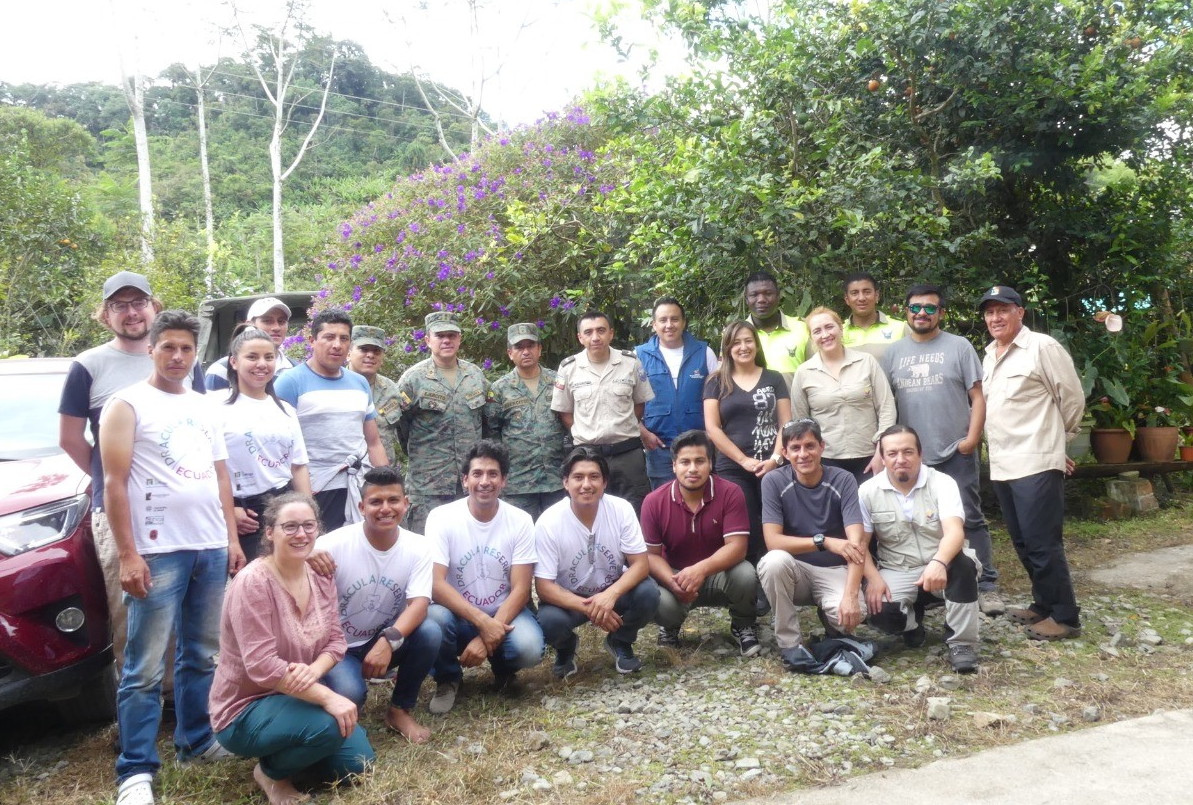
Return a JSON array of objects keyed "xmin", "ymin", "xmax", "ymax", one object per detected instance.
[
  {"xmin": 352, "ymin": 325, "xmax": 387, "ymax": 350},
  {"xmin": 425, "ymin": 311, "xmax": 462, "ymax": 335},
  {"xmin": 506, "ymin": 322, "xmax": 541, "ymax": 346}
]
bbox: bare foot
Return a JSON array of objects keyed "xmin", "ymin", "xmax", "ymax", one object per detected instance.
[
  {"xmin": 385, "ymin": 706, "xmax": 431, "ymax": 744},
  {"xmin": 253, "ymin": 763, "xmax": 310, "ymax": 805}
]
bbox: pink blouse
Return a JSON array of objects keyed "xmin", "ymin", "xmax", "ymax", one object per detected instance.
[{"xmin": 209, "ymin": 558, "xmax": 346, "ymax": 733}]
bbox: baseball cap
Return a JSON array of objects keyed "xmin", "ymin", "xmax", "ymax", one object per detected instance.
[
  {"xmin": 246, "ymin": 297, "xmax": 292, "ymax": 320},
  {"xmin": 506, "ymin": 322, "xmax": 541, "ymax": 346},
  {"xmin": 102, "ymin": 271, "xmax": 152, "ymax": 300},
  {"xmin": 352, "ymin": 325, "xmax": 387, "ymax": 350},
  {"xmin": 977, "ymin": 285, "xmax": 1024, "ymax": 309},
  {"xmin": 425, "ymin": 311, "xmax": 462, "ymax": 335}
]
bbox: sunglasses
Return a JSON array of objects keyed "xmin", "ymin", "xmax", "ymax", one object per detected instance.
[{"xmin": 907, "ymin": 304, "xmax": 940, "ymax": 315}]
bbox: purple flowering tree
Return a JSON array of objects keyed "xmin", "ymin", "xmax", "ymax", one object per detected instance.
[{"xmin": 309, "ymin": 108, "xmax": 650, "ymax": 371}]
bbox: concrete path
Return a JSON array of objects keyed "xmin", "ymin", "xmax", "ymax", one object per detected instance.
[
  {"xmin": 1085, "ymin": 543, "xmax": 1193, "ymax": 599},
  {"xmin": 738, "ymin": 709, "xmax": 1193, "ymax": 804}
]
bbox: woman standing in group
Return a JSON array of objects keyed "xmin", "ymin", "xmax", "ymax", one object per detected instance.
[
  {"xmin": 210, "ymin": 492, "xmax": 374, "ymax": 804},
  {"xmin": 792, "ymin": 307, "xmax": 895, "ymax": 485},
  {"xmin": 703, "ymin": 320, "xmax": 792, "ymax": 566},
  {"xmin": 217, "ymin": 326, "xmax": 312, "ymax": 561},
  {"xmin": 636, "ymin": 296, "xmax": 720, "ymax": 489}
]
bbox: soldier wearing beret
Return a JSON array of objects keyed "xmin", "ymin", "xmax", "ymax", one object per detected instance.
[
  {"xmin": 485, "ymin": 323, "xmax": 568, "ymax": 519},
  {"xmin": 395, "ymin": 312, "xmax": 490, "ymax": 533},
  {"xmin": 349, "ymin": 325, "xmax": 404, "ymax": 466}
]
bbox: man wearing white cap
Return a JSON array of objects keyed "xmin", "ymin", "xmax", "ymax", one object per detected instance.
[
  {"xmin": 58, "ymin": 271, "xmax": 205, "ymax": 669},
  {"xmin": 204, "ymin": 297, "xmax": 295, "ymax": 391}
]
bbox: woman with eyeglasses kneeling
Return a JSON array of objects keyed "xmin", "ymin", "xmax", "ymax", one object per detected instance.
[
  {"xmin": 792, "ymin": 307, "xmax": 896, "ymax": 486},
  {"xmin": 209, "ymin": 492, "xmax": 374, "ymax": 805}
]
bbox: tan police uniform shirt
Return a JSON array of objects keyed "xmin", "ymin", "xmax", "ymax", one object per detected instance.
[{"xmin": 551, "ymin": 349, "xmax": 654, "ymax": 445}]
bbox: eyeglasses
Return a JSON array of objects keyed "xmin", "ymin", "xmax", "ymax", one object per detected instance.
[
  {"xmin": 907, "ymin": 304, "xmax": 940, "ymax": 315},
  {"xmin": 108, "ymin": 298, "xmax": 150, "ymax": 314},
  {"xmin": 277, "ymin": 520, "xmax": 320, "ymax": 536}
]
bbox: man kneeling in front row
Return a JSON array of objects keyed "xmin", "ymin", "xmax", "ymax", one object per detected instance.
[
  {"xmin": 860, "ymin": 425, "xmax": 981, "ymax": 674},
  {"xmin": 757, "ymin": 418, "xmax": 869, "ymax": 670},
  {"xmin": 642, "ymin": 430, "xmax": 761, "ymax": 656}
]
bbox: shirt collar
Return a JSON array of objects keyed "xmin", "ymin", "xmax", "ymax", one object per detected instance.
[
  {"xmin": 875, "ymin": 466, "xmax": 929, "ymax": 493},
  {"xmin": 668, "ymin": 476, "xmax": 716, "ymax": 507}
]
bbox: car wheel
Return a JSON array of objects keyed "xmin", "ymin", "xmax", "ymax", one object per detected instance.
[{"xmin": 55, "ymin": 661, "xmax": 118, "ymax": 725}]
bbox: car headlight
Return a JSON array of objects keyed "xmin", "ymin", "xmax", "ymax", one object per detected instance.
[{"xmin": 0, "ymin": 494, "xmax": 90, "ymax": 557}]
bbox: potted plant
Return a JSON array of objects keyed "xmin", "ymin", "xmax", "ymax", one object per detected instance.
[
  {"xmin": 1180, "ymin": 428, "xmax": 1193, "ymax": 462},
  {"xmin": 1134, "ymin": 404, "xmax": 1179, "ymax": 461},
  {"xmin": 1086, "ymin": 393, "xmax": 1135, "ymax": 464}
]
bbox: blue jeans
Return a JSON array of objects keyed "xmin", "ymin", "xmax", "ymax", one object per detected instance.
[
  {"xmin": 537, "ymin": 577, "xmax": 660, "ymax": 648},
  {"xmin": 116, "ymin": 548, "xmax": 227, "ymax": 782},
  {"xmin": 216, "ymin": 694, "xmax": 374, "ymax": 782},
  {"xmin": 323, "ymin": 619, "xmax": 442, "ymax": 712},
  {"xmin": 645, "ymin": 446, "xmax": 673, "ymax": 489},
  {"xmin": 426, "ymin": 604, "xmax": 544, "ymax": 682}
]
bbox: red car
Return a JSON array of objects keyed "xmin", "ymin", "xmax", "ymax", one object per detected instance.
[{"xmin": 0, "ymin": 358, "xmax": 116, "ymax": 723}]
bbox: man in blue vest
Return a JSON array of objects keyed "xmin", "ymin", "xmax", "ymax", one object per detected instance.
[{"xmin": 635, "ymin": 297, "xmax": 719, "ymax": 489}]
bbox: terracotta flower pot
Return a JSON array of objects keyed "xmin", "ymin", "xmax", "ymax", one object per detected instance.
[
  {"xmin": 1135, "ymin": 426, "xmax": 1179, "ymax": 461},
  {"xmin": 1179, "ymin": 444, "xmax": 1193, "ymax": 462},
  {"xmin": 1090, "ymin": 428, "xmax": 1133, "ymax": 464}
]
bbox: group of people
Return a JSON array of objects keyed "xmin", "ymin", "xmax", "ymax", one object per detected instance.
[{"xmin": 57, "ymin": 267, "xmax": 1085, "ymax": 805}]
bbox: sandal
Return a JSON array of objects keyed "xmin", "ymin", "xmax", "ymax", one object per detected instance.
[{"xmin": 116, "ymin": 773, "xmax": 155, "ymax": 805}]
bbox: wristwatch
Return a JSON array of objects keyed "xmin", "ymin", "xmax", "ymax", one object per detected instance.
[
  {"xmin": 771, "ymin": 452, "xmax": 786, "ymax": 466},
  {"xmin": 381, "ymin": 627, "xmax": 405, "ymax": 652},
  {"xmin": 812, "ymin": 533, "xmax": 826, "ymax": 551}
]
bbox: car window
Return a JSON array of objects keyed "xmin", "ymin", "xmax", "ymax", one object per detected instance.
[{"xmin": 0, "ymin": 371, "xmax": 66, "ymax": 461}]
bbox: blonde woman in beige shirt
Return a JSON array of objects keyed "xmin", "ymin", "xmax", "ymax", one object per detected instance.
[{"xmin": 792, "ymin": 307, "xmax": 896, "ymax": 485}]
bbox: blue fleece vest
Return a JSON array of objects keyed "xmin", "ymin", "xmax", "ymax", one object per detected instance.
[{"xmin": 635, "ymin": 331, "xmax": 712, "ymax": 445}]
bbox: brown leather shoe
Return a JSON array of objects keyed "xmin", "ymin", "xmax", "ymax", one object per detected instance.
[
  {"xmin": 1025, "ymin": 617, "xmax": 1082, "ymax": 641},
  {"xmin": 1006, "ymin": 607, "xmax": 1044, "ymax": 626}
]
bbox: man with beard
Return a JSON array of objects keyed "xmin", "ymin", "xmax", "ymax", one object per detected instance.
[{"xmin": 860, "ymin": 425, "xmax": 981, "ymax": 673}]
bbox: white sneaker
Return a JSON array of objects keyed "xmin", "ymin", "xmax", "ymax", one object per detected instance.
[
  {"xmin": 116, "ymin": 773, "xmax": 154, "ymax": 805},
  {"xmin": 178, "ymin": 738, "xmax": 235, "ymax": 766},
  {"xmin": 428, "ymin": 679, "xmax": 460, "ymax": 715}
]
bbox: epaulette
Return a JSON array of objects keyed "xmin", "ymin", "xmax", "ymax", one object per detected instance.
[
  {"xmin": 620, "ymin": 348, "xmax": 638, "ymax": 359},
  {"xmin": 559, "ymin": 355, "xmax": 577, "ymax": 368}
]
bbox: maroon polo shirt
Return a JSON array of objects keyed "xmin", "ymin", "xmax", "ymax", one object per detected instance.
[{"xmin": 641, "ymin": 475, "xmax": 750, "ymax": 570}]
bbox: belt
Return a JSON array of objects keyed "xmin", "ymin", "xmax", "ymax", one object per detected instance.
[
  {"xmin": 579, "ymin": 437, "xmax": 643, "ymax": 457},
  {"xmin": 233, "ymin": 481, "xmax": 294, "ymax": 511}
]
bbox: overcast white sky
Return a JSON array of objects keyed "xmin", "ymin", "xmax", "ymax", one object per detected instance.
[{"xmin": 1, "ymin": 0, "xmax": 686, "ymax": 126}]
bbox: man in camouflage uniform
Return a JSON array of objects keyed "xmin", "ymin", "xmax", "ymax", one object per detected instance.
[
  {"xmin": 486, "ymin": 323, "xmax": 568, "ymax": 520},
  {"xmin": 396, "ymin": 312, "xmax": 489, "ymax": 533},
  {"xmin": 349, "ymin": 325, "xmax": 404, "ymax": 466},
  {"xmin": 552, "ymin": 310, "xmax": 655, "ymax": 514}
]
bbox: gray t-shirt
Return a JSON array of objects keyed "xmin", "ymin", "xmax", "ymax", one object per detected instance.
[
  {"xmin": 881, "ymin": 331, "xmax": 982, "ymax": 465},
  {"xmin": 760, "ymin": 464, "xmax": 860, "ymax": 567}
]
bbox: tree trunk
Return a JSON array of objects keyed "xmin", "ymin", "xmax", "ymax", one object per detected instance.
[
  {"xmin": 196, "ymin": 80, "xmax": 216, "ymax": 294},
  {"xmin": 127, "ymin": 74, "xmax": 154, "ymax": 266}
]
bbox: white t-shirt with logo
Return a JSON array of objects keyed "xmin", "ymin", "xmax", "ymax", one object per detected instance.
[
  {"xmin": 105, "ymin": 381, "xmax": 229, "ymax": 555},
  {"xmin": 315, "ymin": 523, "xmax": 432, "ymax": 648},
  {"xmin": 426, "ymin": 498, "xmax": 536, "ymax": 616},
  {"xmin": 533, "ymin": 494, "xmax": 646, "ymax": 597},
  {"xmin": 213, "ymin": 393, "xmax": 309, "ymax": 497}
]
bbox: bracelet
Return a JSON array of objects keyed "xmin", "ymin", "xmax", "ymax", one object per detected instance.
[{"xmin": 930, "ymin": 558, "xmax": 947, "ymax": 569}]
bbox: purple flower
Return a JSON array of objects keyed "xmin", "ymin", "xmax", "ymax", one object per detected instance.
[
  {"xmin": 490, "ymin": 321, "xmax": 501, "ymax": 331},
  {"xmin": 476, "ymin": 317, "xmax": 486, "ymax": 326},
  {"xmin": 351, "ymin": 286, "xmax": 363, "ymax": 302},
  {"xmin": 317, "ymin": 288, "xmax": 331, "ymax": 299},
  {"xmin": 340, "ymin": 223, "xmax": 352, "ymax": 239},
  {"xmin": 536, "ymin": 320, "xmax": 545, "ymax": 328},
  {"xmin": 327, "ymin": 262, "xmax": 339, "ymax": 271},
  {"xmin": 413, "ymin": 329, "xmax": 426, "ymax": 340},
  {"xmin": 485, "ymin": 271, "xmax": 495, "ymax": 279},
  {"xmin": 562, "ymin": 300, "xmax": 576, "ymax": 310},
  {"xmin": 404, "ymin": 344, "xmax": 414, "ymax": 353},
  {"xmin": 550, "ymin": 296, "xmax": 561, "ymax": 309},
  {"xmin": 482, "ymin": 358, "xmax": 493, "ymax": 369},
  {"xmin": 432, "ymin": 302, "xmax": 443, "ymax": 311}
]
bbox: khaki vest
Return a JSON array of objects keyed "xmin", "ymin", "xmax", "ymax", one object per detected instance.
[{"xmin": 861, "ymin": 468, "xmax": 953, "ymax": 571}]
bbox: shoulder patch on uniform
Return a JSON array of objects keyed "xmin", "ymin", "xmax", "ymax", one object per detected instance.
[{"xmin": 559, "ymin": 355, "xmax": 577, "ymax": 368}]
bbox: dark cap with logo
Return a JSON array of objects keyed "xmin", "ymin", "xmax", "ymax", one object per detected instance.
[
  {"xmin": 977, "ymin": 285, "xmax": 1024, "ymax": 309},
  {"xmin": 506, "ymin": 322, "xmax": 541, "ymax": 346},
  {"xmin": 352, "ymin": 325, "xmax": 387, "ymax": 350},
  {"xmin": 103, "ymin": 271, "xmax": 152, "ymax": 300}
]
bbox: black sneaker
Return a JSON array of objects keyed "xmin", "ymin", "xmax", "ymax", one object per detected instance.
[
  {"xmin": 731, "ymin": 625, "xmax": 762, "ymax": 657},
  {"xmin": 947, "ymin": 644, "xmax": 979, "ymax": 674},
  {"xmin": 903, "ymin": 622, "xmax": 926, "ymax": 648},
  {"xmin": 817, "ymin": 607, "xmax": 845, "ymax": 639},
  {"xmin": 754, "ymin": 588, "xmax": 772, "ymax": 617},
  {"xmin": 657, "ymin": 625, "xmax": 680, "ymax": 648},
  {"xmin": 605, "ymin": 636, "xmax": 643, "ymax": 674},
  {"xmin": 552, "ymin": 633, "xmax": 579, "ymax": 680},
  {"xmin": 492, "ymin": 673, "xmax": 523, "ymax": 697},
  {"xmin": 868, "ymin": 601, "xmax": 910, "ymax": 635}
]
